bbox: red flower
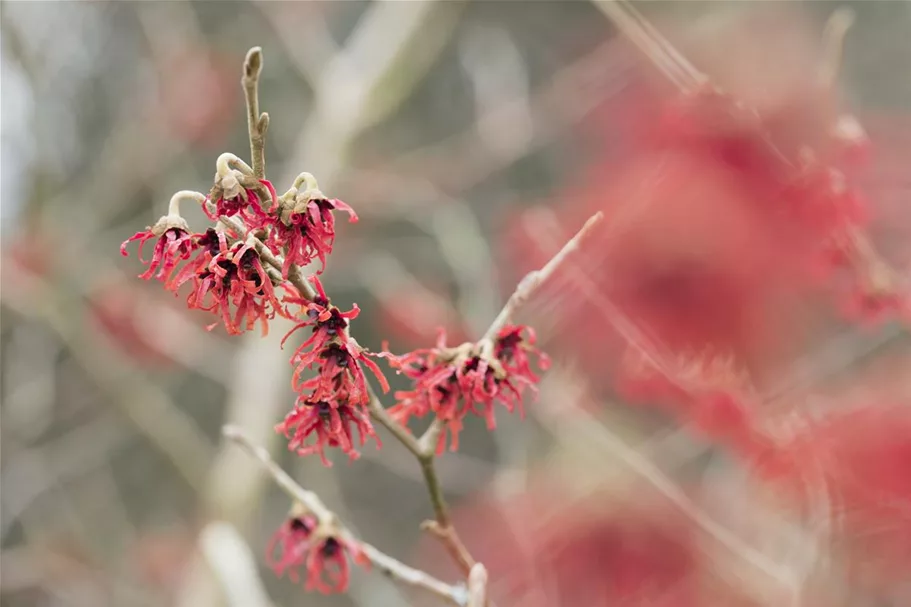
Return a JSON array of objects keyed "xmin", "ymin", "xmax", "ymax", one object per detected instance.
[
  {"xmin": 155, "ymin": 47, "xmax": 238, "ymax": 148},
  {"xmin": 282, "ymin": 278, "xmax": 388, "ymax": 407},
  {"xmin": 384, "ymin": 326, "xmax": 549, "ymax": 452},
  {"xmin": 276, "ymin": 395, "xmax": 380, "ymax": 466},
  {"xmin": 120, "ymin": 215, "xmax": 196, "ymax": 283},
  {"xmin": 267, "ymin": 515, "xmax": 318, "ymax": 582},
  {"xmin": 435, "ymin": 479, "xmax": 703, "ymax": 607},
  {"xmin": 166, "ymin": 227, "xmax": 227, "ymax": 290},
  {"xmin": 293, "ymin": 339, "xmax": 389, "ymax": 408},
  {"xmin": 205, "ymin": 178, "xmax": 278, "ymax": 232},
  {"xmin": 282, "ymin": 276, "xmax": 360, "ymax": 364},
  {"xmin": 267, "ymin": 517, "xmax": 367, "ymax": 593},
  {"xmin": 167, "ymin": 229, "xmax": 286, "ymax": 335},
  {"xmin": 88, "ymin": 280, "xmax": 176, "ymax": 368},
  {"xmin": 502, "ymin": 8, "xmax": 902, "ymax": 394},
  {"xmin": 494, "ymin": 325, "xmax": 551, "ymax": 388},
  {"xmin": 268, "ymin": 196, "xmax": 357, "ymax": 276}
]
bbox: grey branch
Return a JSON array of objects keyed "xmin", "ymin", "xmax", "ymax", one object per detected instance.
[{"xmin": 483, "ymin": 211, "xmax": 603, "ymax": 341}]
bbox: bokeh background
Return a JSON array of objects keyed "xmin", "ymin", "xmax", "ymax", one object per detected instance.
[{"xmin": 2, "ymin": 1, "xmax": 910, "ymax": 606}]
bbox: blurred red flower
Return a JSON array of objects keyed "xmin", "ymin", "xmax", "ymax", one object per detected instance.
[
  {"xmin": 418, "ymin": 479, "xmax": 751, "ymax": 607},
  {"xmin": 88, "ymin": 280, "xmax": 176, "ymax": 368},
  {"xmin": 156, "ymin": 47, "xmax": 239, "ymax": 148},
  {"xmin": 501, "ymin": 6, "xmax": 906, "ymax": 401},
  {"xmin": 754, "ymin": 401, "xmax": 911, "ymax": 589}
]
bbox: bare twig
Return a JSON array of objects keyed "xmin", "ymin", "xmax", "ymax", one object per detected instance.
[
  {"xmin": 591, "ymin": 0, "xmax": 705, "ymax": 91},
  {"xmin": 467, "ymin": 563, "xmax": 489, "ymax": 607},
  {"xmin": 417, "ymin": 417, "xmax": 446, "ymax": 456},
  {"xmin": 483, "ymin": 211, "xmax": 603, "ymax": 341},
  {"xmin": 243, "ymin": 47, "xmax": 269, "ymax": 179},
  {"xmin": 421, "ymin": 519, "xmax": 476, "ymax": 578},
  {"xmin": 222, "ymin": 426, "xmax": 468, "ymax": 606}
]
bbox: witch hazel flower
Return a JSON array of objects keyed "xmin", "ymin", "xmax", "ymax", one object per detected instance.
[
  {"xmin": 275, "ymin": 393, "xmax": 380, "ymax": 466},
  {"xmin": 206, "ymin": 153, "xmax": 277, "ymax": 230},
  {"xmin": 384, "ymin": 325, "xmax": 549, "ymax": 453},
  {"xmin": 266, "ymin": 507, "xmax": 368, "ymax": 593},
  {"xmin": 282, "ymin": 276, "xmax": 360, "ymax": 360},
  {"xmin": 282, "ymin": 277, "xmax": 388, "ymax": 407},
  {"xmin": 494, "ymin": 325, "xmax": 551, "ymax": 390},
  {"xmin": 267, "ymin": 172, "xmax": 358, "ymax": 276},
  {"xmin": 120, "ymin": 191, "xmax": 206, "ymax": 283},
  {"xmin": 167, "ymin": 231, "xmax": 288, "ymax": 335},
  {"xmin": 297, "ymin": 339, "xmax": 389, "ymax": 407},
  {"xmin": 267, "ymin": 513, "xmax": 318, "ymax": 581}
]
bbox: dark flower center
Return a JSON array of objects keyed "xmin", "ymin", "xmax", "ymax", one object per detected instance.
[
  {"xmin": 219, "ymin": 194, "xmax": 246, "ymax": 216},
  {"xmin": 315, "ymin": 401, "xmax": 332, "ymax": 419},
  {"xmin": 464, "ymin": 356, "xmax": 481, "ymax": 372},
  {"xmin": 197, "ymin": 228, "xmax": 222, "ymax": 254},
  {"xmin": 289, "ymin": 517, "xmax": 311, "ymax": 533},
  {"xmin": 314, "ymin": 198, "xmax": 335, "ymax": 219},
  {"xmin": 323, "ymin": 309, "xmax": 347, "ymax": 336},
  {"xmin": 323, "ymin": 345, "xmax": 351, "ymax": 368},
  {"xmin": 496, "ymin": 331, "xmax": 525, "ymax": 363},
  {"xmin": 320, "ymin": 537, "xmax": 340, "ymax": 557}
]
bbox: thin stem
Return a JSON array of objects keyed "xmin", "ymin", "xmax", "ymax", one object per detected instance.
[
  {"xmin": 483, "ymin": 211, "xmax": 603, "ymax": 341},
  {"xmin": 413, "ymin": 422, "xmax": 483, "ymax": 586},
  {"xmin": 591, "ymin": 0, "xmax": 703, "ymax": 92},
  {"xmin": 243, "ymin": 47, "xmax": 269, "ymax": 179},
  {"xmin": 365, "ymin": 377, "xmax": 478, "ymax": 576},
  {"xmin": 418, "ymin": 453, "xmax": 452, "ymax": 528},
  {"xmin": 417, "ymin": 417, "xmax": 445, "ymax": 455},
  {"xmin": 216, "ymin": 153, "xmax": 254, "ymax": 178},
  {"xmin": 819, "ymin": 8, "xmax": 855, "ymax": 89},
  {"xmin": 167, "ymin": 190, "xmax": 206, "ymax": 218},
  {"xmin": 466, "ymin": 564, "xmax": 488, "ymax": 607},
  {"xmin": 222, "ymin": 426, "xmax": 468, "ymax": 606}
]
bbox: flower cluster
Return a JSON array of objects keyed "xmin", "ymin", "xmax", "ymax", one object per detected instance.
[
  {"xmin": 384, "ymin": 325, "xmax": 549, "ymax": 452},
  {"xmin": 267, "ymin": 513, "xmax": 367, "ymax": 593},
  {"xmin": 120, "ymin": 158, "xmax": 360, "ymax": 337},
  {"xmin": 124, "ymin": 217, "xmax": 290, "ymax": 336},
  {"xmin": 120, "ymin": 213, "xmax": 196, "ymax": 284},
  {"xmin": 276, "ymin": 277, "xmax": 388, "ymax": 465},
  {"xmin": 115, "ymin": 44, "xmax": 570, "ymax": 604}
]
